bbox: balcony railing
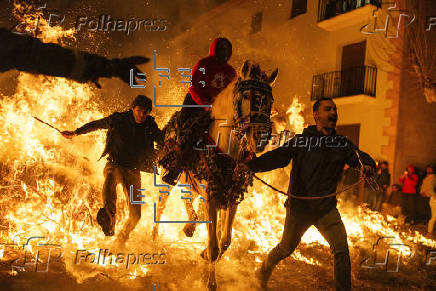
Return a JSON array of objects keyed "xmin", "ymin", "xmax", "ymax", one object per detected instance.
[
  {"xmin": 318, "ymin": 0, "xmax": 381, "ymax": 23},
  {"xmin": 311, "ymin": 66, "xmax": 377, "ymax": 100}
]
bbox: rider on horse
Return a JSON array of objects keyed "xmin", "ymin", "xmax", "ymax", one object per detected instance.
[{"xmin": 162, "ymin": 37, "xmax": 237, "ymax": 185}]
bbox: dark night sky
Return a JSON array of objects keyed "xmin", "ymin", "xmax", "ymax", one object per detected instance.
[{"xmin": 0, "ymin": 0, "xmax": 227, "ymax": 56}]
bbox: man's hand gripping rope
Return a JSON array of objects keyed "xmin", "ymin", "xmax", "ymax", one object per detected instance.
[{"xmin": 239, "ymin": 150, "xmax": 381, "ymax": 199}]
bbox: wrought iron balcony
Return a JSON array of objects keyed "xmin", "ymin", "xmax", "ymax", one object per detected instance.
[
  {"xmin": 311, "ymin": 66, "xmax": 377, "ymax": 100},
  {"xmin": 317, "ymin": 0, "xmax": 381, "ymax": 31}
]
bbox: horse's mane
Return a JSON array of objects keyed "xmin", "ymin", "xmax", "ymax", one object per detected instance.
[
  {"xmin": 210, "ymin": 79, "xmax": 237, "ymax": 125},
  {"xmin": 206, "ymin": 79, "xmax": 239, "ymax": 157}
]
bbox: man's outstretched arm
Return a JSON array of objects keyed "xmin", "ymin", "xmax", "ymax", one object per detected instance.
[
  {"xmin": 246, "ymin": 140, "xmax": 296, "ymax": 173},
  {"xmin": 61, "ymin": 114, "xmax": 115, "ymax": 138},
  {"xmin": 0, "ymin": 28, "xmax": 149, "ymax": 87},
  {"xmin": 344, "ymin": 139, "xmax": 376, "ymax": 172}
]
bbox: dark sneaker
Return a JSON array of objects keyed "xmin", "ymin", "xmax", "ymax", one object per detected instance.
[
  {"xmin": 97, "ymin": 208, "xmax": 115, "ymax": 236},
  {"xmin": 162, "ymin": 169, "xmax": 180, "ymax": 186}
]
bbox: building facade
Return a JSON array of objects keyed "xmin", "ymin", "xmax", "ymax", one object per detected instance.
[{"xmin": 170, "ymin": 0, "xmax": 436, "ymax": 184}]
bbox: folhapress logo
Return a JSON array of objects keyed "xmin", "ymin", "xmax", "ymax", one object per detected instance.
[
  {"xmin": 1, "ymin": 236, "xmax": 63, "ymax": 273},
  {"xmin": 360, "ymin": 236, "xmax": 414, "ymax": 272},
  {"xmin": 76, "ymin": 15, "xmax": 168, "ymax": 35}
]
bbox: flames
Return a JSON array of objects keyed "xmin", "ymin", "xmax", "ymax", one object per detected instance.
[
  {"xmin": 12, "ymin": 0, "xmax": 75, "ymax": 43},
  {"xmin": 1, "ymin": 5, "xmax": 436, "ymax": 289},
  {"xmin": 286, "ymin": 97, "xmax": 306, "ymax": 134}
]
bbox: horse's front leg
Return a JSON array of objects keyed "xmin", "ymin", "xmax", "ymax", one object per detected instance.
[
  {"xmin": 205, "ymin": 195, "xmax": 219, "ymax": 291},
  {"xmin": 183, "ymin": 195, "xmax": 199, "ymax": 237},
  {"xmin": 218, "ymin": 204, "xmax": 238, "ymax": 259},
  {"xmin": 201, "ymin": 195, "xmax": 219, "ymax": 262},
  {"xmin": 151, "ymin": 188, "xmax": 171, "ymax": 241}
]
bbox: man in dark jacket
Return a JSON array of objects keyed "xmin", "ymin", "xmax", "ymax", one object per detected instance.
[
  {"xmin": 162, "ymin": 37, "xmax": 236, "ymax": 185},
  {"xmin": 374, "ymin": 161, "xmax": 391, "ymax": 210},
  {"xmin": 246, "ymin": 98, "xmax": 376, "ymax": 291},
  {"xmin": 61, "ymin": 95, "xmax": 164, "ymax": 242},
  {"xmin": 0, "ymin": 27, "xmax": 148, "ymax": 87}
]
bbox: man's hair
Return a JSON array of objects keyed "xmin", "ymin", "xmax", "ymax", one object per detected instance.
[
  {"xmin": 313, "ymin": 97, "xmax": 334, "ymax": 112},
  {"xmin": 381, "ymin": 161, "xmax": 389, "ymax": 167},
  {"xmin": 132, "ymin": 95, "xmax": 152, "ymax": 111},
  {"xmin": 217, "ymin": 37, "xmax": 232, "ymax": 49}
]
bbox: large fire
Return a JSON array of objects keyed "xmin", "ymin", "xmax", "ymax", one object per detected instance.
[{"xmin": 1, "ymin": 7, "xmax": 436, "ymax": 290}]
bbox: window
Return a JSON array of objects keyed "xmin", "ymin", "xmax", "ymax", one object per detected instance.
[
  {"xmin": 340, "ymin": 41, "xmax": 367, "ymax": 96},
  {"xmin": 250, "ymin": 11, "xmax": 263, "ymax": 34},
  {"xmin": 290, "ymin": 0, "xmax": 307, "ymax": 19},
  {"xmin": 341, "ymin": 41, "xmax": 366, "ymax": 70}
]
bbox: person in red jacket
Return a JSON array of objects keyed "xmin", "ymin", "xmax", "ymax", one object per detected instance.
[
  {"xmin": 162, "ymin": 37, "xmax": 236, "ymax": 185},
  {"xmin": 400, "ymin": 164, "xmax": 419, "ymax": 224}
]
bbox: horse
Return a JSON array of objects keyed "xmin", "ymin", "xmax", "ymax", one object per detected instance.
[{"xmin": 154, "ymin": 60, "xmax": 278, "ymax": 290}]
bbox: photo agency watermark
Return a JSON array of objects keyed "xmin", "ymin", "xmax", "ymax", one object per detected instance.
[
  {"xmin": 76, "ymin": 15, "xmax": 168, "ymax": 35},
  {"xmin": 269, "ymin": 132, "xmax": 349, "ymax": 151},
  {"xmin": 75, "ymin": 249, "xmax": 166, "ymax": 269},
  {"xmin": 360, "ymin": 236, "xmax": 436, "ymax": 272},
  {"xmin": 11, "ymin": 2, "xmax": 168, "ymax": 36},
  {"xmin": 193, "ymin": 129, "xmax": 349, "ymax": 153},
  {"xmin": 360, "ymin": 1, "xmax": 436, "ymax": 38},
  {"xmin": 1, "ymin": 236, "xmax": 166, "ymax": 272}
]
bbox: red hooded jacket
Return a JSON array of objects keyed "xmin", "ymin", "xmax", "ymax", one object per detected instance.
[
  {"xmin": 399, "ymin": 165, "xmax": 419, "ymax": 194},
  {"xmin": 188, "ymin": 38, "xmax": 236, "ymax": 105}
]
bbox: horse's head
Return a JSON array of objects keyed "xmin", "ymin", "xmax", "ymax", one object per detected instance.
[{"xmin": 233, "ymin": 61, "xmax": 278, "ymax": 153}]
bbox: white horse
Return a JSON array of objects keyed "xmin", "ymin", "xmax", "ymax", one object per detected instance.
[{"xmin": 155, "ymin": 61, "xmax": 278, "ymax": 290}]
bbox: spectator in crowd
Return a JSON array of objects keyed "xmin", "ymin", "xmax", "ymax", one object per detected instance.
[
  {"xmin": 400, "ymin": 164, "xmax": 419, "ymax": 224},
  {"xmin": 375, "ymin": 161, "xmax": 391, "ymax": 211},
  {"xmin": 363, "ymin": 181, "xmax": 372, "ymax": 208},
  {"xmin": 381, "ymin": 184, "xmax": 403, "ymax": 218},
  {"xmin": 420, "ymin": 165, "xmax": 436, "ymax": 235}
]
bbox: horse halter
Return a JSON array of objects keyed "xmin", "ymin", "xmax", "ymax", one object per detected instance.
[{"xmin": 232, "ymin": 78, "xmax": 274, "ymax": 148}]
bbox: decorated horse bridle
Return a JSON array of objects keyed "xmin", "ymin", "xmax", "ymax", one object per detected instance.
[{"xmin": 232, "ymin": 79, "xmax": 274, "ymax": 144}]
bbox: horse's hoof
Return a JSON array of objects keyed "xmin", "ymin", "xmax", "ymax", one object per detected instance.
[
  {"xmin": 255, "ymin": 265, "xmax": 270, "ymax": 290},
  {"xmin": 183, "ymin": 223, "xmax": 196, "ymax": 237},
  {"xmin": 207, "ymin": 281, "xmax": 217, "ymax": 291}
]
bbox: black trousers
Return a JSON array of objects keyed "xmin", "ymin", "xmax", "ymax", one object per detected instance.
[
  {"xmin": 402, "ymin": 193, "xmax": 416, "ymax": 222},
  {"xmin": 102, "ymin": 161, "xmax": 141, "ymax": 241},
  {"xmin": 262, "ymin": 207, "xmax": 351, "ymax": 291}
]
